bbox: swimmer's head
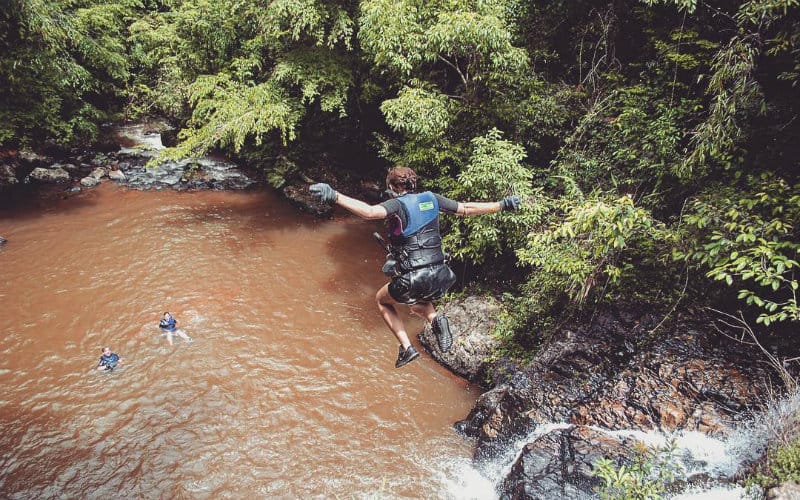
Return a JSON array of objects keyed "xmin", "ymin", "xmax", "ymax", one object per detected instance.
[{"xmin": 102, "ymin": 346, "xmax": 111, "ymax": 355}]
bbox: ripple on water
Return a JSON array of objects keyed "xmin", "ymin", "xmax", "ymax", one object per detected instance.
[{"xmin": 0, "ymin": 185, "xmax": 477, "ymax": 497}]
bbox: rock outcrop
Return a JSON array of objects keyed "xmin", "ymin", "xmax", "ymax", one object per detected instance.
[
  {"xmin": 438, "ymin": 298, "xmax": 775, "ymax": 497},
  {"xmin": 419, "ymin": 295, "xmax": 502, "ymax": 385}
]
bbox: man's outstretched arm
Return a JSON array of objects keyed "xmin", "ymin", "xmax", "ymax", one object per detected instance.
[
  {"xmin": 309, "ymin": 183, "xmax": 387, "ymax": 220},
  {"xmin": 455, "ymin": 196, "xmax": 521, "ymax": 216}
]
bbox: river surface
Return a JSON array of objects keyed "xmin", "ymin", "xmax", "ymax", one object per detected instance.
[{"xmin": 0, "ymin": 184, "xmax": 481, "ymax": 499}]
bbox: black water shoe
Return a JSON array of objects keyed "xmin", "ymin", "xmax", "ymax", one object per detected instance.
[
  {"xmin": 395, "ymin": 345, "xmax": 420, "ymax": 368},
  {"xmin": 432, "ymin": 314, "xmax": 453, "ymax": 352}
]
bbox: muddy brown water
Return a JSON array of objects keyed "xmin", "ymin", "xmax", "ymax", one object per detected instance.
[{"xmin": 0, "ymin": 184, "xmax": 482, "ymax": 499}]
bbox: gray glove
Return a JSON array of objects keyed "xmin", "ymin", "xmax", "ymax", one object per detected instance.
[
  {"xmin": 500, "ymin": 195, "xmax": 521, "ymax": 212},
  {"xmin": 309, "ymin": 183, "xmax": 338, "ymax": 203}
]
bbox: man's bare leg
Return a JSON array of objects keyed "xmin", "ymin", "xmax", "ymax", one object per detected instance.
[
  {"xmin": 376, "ymin": 284, "xmax": 412, "ymax": 348},
  {"xmin": 410, "ymin": 301, "xmax": 437, "ymax": 323}
]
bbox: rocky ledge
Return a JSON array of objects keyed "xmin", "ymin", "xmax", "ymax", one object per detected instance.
[
  {"xmin": 423, "ymin": 296, "xmax": 778, "ymax": 497},
  {"xmin": 0, "ymin": 122, "xmax": 255, "ymax": 193}
]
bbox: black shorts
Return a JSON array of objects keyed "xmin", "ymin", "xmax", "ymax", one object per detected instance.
[{"xmin": 388, "ymin": 263, "xmax": 457, "ymax": 304}]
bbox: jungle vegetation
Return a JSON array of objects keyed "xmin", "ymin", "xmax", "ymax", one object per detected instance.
[{"xmin": 2, "ymin": 0, "xmax": 799, "ymax": 355}]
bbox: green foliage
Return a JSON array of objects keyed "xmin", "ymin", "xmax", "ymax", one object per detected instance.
[
  {"xmin": 749, "ymin": 434, "xmax": 800, "ymax": 489},
  {"xmin": 678, "ymin": 36, "xmax": 762, "ymax": 179},
  {"xmin": 359, "ymin": 0, "xmax": 531, "ymax": 179},
  {"xmin": 130, "ymin": 0, "xmax": 357, "ymax": 160},
  {"xmin": 272, "ymin": 47, "xmax": 353, "ymax": 116},
  {"xmin": 0, "ymin": 0, "xmax": 137, "ymax": 146},
  {"xmin": 519, "ymin": 195, "xmax": 667, "ymax": 305},
  {"xmin": 442, "ymin": 128, "xmax": 541, "ymax": 263},
  {"xmin": 380, "ymin": 85, "xmax": 452, "ymax": 139},
  {"xmin": 676, "ymin": 175, "xmax": 800, "ymax": 326},
  {"xmin": 554, "ymin": 85, "xmax": 693, "ymax": 202},
  {"xmin": 359, "ymin": 0, "xmax": 526, "ymax": 81},
  {"xmin": 156, "ymin": 75, "xmax": 303, "ymax": 161},
  {"xmin": 639, "ymin": 0, "xmax": 697, "ymax": 13},
  {"xmin": 593, "ymin": 440, "xmax": 682, "ymax": 500}
]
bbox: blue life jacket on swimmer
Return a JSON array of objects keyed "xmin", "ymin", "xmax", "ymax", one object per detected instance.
[
  {"xmin": 388, "ymin": 191, "xmax": 446, "ymax": 271},
  {"xmin": 159, "ymin": 316, "xmax": 176, "ymax": 331},
  {"xmin": 99, "ymin": 353, "xmax": 119, "ymax": 370}
]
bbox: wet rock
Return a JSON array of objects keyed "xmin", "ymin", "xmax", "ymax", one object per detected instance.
[
  {"xmin": 0, "ymin": 164, "xmax": 19, "ymax": 187},
  {"xmin": 18, "ymin": 149, "xmax": 50, "ymax": 166},
  {"xmin": 768, "ymin": 481, "xmax": 800, "ymax": 499},
  {"xmin": 570, "ymin": 329, "xmax": 769, "ymax": 434},
  {"xmin": 500, "ymin": 425, "xmax": 635, "ymax": 500},
  {"xmin": 112, "ymin": 154, "xmax": 255, "ymax": 191},
  {"xmin": 25, "ymin": 166, "xmax": 70, "ymax": 184},
  {"xmin": 418, "ymin": 295, "xmax": 502, "ymax": 385},
  {"xmin": 89, "ymin": 167, "xmax": 107, "ymax": 180},
  {"xmin": 108, "ymin": 169, "xmax": 126, "ymax": 181},
  {"xmin": 0, "ymin": 236, "xmax": 7, "ymax": 245},
  {"xmin": 454, "ymin": 307, "xmax": 776, "ymax": 497},
  {"xmin": 456, "ymin": 372, "xmax": 536, "ymax": 460},
  {"xmin": 62, "ymin": 163, "xmax": 79, "ymax": 172},
  {"xmin": 80, "ymin": 176, "xmax": 100, "ymax": 187}
]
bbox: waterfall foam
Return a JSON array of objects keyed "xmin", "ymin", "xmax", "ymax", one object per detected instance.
[{"xmin": 442, "ymin": 401, "xmax": 797, "ymax": 500}]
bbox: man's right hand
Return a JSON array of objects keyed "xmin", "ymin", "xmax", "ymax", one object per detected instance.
[
  {"xmin": 309, "ymin": 183, "xmax": 338, "ymax": 203},
  {"xmin": 500, "ymin": 195, "xmax": 521, "ymax": 212}
]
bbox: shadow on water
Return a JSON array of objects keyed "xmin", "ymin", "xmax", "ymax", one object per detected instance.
[{"xmin": 0, "ymin": 185, "xmax": 100, "ymax": 222}]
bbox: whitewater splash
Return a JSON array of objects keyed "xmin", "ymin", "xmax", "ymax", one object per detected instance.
[{"xmin": 439, "ymin": 415, "xmax": 779, "ymax": 500}]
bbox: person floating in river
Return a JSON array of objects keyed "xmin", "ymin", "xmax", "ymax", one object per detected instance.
[
  {"xmin": 310, "ymin": 166, "xmax": 521, "ymax": 368},
  {"xmin": 159, "ymin": 311, "xmax": 192, "ymax": 346},
  {"xmin": 96, "ymin": 346, "xmax": 122, "ymax": 371}
]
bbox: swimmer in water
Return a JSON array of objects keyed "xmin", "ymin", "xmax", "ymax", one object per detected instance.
[
  {"xmin": 96, "ymin": 346, "xmax": 122, "ymax": 371},
  {"xmin": 159, "ymin": 312, "xmax": 192, "ymax": 346}
]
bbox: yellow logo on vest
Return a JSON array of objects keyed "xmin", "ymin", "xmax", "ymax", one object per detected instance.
[{"xmin": 418, "ymin": 201, "xmax": 434, "ymax": 211}]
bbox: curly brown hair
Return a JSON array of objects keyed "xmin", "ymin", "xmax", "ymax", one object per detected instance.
[{"xmin": 386, "ymin": 166, "xmax": 418, "ymax": 193}]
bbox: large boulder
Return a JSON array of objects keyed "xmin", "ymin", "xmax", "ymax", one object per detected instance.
[
  {"xmin": 418, "ymin": 295, "xmax": 502, "ymax": 384},
  {"xmin": 500, "ymin": 425, "xmax": 635, "ymax": 500},
  {"xmin": 25, "ymin": 166, "xmax": 70, "ymax": 184}
]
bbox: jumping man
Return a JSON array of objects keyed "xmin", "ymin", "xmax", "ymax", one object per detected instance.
[{"xmin": 310, "ymin": 166, "xmax": 521, "ymax": 368}]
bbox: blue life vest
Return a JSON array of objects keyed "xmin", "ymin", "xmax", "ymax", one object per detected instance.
[
  {"xmin": 99, "ymin": 353, "xmax": 119, "ymax": 370},
  {"xmin": 159, "ymin": 316, "xmax": 176, "ymax": 331},
  {"xmin": 388, "ymin": 192, "xmax": 446, "ymax": 270}
]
